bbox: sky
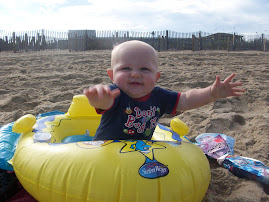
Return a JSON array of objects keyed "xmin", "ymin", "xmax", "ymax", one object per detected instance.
[{"xmin": 0, "ymin": 0, "xmax": 269, "ymax": 35}]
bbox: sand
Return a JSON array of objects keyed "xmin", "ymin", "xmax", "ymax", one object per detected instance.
[{"xmin": 0, "ymin": 49, "xmax": 268, "ymax": 201}]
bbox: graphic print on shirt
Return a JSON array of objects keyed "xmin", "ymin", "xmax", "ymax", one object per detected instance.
[{"xmin": 123, "ymin": 105, "xmax": 161, "ymax": 137}]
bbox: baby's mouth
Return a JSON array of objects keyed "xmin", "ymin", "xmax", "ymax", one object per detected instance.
[{"xmin": 129, "ymin": 81, "xmax": 142, "ymax": 85}]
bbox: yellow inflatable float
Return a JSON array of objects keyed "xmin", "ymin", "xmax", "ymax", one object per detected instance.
[{"xmin": 11, "ymin": 95, "xmax": 210, "ymax": 202}]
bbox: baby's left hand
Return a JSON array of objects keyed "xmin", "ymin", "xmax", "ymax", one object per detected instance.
[{"xmin": 210, "ymin": 73, "xmax": 245, "ymax": 99}]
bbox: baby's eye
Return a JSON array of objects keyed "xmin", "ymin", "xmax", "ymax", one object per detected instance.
[
  {"xmin": 141, "ymin": 67, "xmax": 150, "ymax": 71},
  {"xmin": 122, "ymin": 67, "xmax": 131, "ymax": 71}
]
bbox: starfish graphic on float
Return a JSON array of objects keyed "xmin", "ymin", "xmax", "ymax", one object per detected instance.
[{"xmin": 77, "ymin": 139, "xmax": 170, "ymax": 179}]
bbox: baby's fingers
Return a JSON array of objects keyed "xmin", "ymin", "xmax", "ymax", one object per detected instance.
[
  {"xmin": 83, "ymin": 85, "xmax": 106, "ymax": 99},
  {"xmin": 230, "ymin": 82, "xmax": 243, "ymax": 88},
  {"xmin": 110, "ymin": 88, "xmax": 121, "ymax": 98},
  {"xmin": 95, "ymin": 85, "xmax": 111, "ymax": 99},
  {"xmin": 224, "ymin": 73, "xmax": 236, "ymax": 83},
  {"xmin": 83, "ymin": 87, "xmax": 97, "ymax": 97},
  {"xmin": 102, "ymin": 86, "xmax": 119, "ymax": 98},
  {"xmin": 231, "ymin": 88, "xmax": 245, "ymax": 96}
]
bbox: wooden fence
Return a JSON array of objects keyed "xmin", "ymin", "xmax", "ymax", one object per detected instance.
[
  {"xmin": 0, "ymin": 29, "xmax": 268, "ymax": 52},
  {"xmin": 0, "ymin": 30, "xmax": 68, "ymax": 52}
]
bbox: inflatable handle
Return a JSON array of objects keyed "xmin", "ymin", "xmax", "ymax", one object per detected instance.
[
  {"xmin": 66, "ymin": 95, "xmax": 101, "ymax": 117},
  {"xmin": 170, "ymin": 118, "xmax": 189, "ymax": 137},
  {"xmin": 12, "ymin": 114, "xmax": 36, "ymax": 134}
]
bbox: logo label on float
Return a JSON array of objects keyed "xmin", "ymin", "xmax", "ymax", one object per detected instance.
[{"xmin": 139, "ymin": 162, "xmax": 169, "ymax": 179}]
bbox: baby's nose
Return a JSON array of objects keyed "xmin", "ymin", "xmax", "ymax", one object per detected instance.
[{"xmin": 130, "ymin": 70, "xmax": 141, "ymax": 77}]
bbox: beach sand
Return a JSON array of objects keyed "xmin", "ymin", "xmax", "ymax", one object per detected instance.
[{"xmin": 0, "ymin": 50, "xmax": 268, "ymax": 201}]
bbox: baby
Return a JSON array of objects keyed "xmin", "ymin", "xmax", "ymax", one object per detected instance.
[{"xmin": 84, "ymin": 40, "xmax": 245, "ymax": 140}]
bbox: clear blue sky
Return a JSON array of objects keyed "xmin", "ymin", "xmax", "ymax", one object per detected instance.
[{"xmin": 0, "ymin": 0, "xmax": 268, "ymax": 35}]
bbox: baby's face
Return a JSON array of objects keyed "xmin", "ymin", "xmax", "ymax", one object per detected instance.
[{"xmin": 108, "ymin": 41, "xmax": 160, "ymax": 98}]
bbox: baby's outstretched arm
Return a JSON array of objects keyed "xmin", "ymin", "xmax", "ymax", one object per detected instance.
[
  {"xmin": 177, "ymin": 73, "xmax": 245, "ymax": 111},
  {"xmin": 83, "ymin": 85, "xmax": 120, "ymax": 110}
]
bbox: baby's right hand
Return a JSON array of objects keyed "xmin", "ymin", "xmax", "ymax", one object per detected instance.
[{"xmin": 83, "ymin": 85, "xmax": 120, "ymax": 110}]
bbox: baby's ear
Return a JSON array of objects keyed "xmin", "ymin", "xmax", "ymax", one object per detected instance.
[
  {"xmin": 107, "ymin": 69, "xmax": 114, "ymax": 81},
  {"xmin": 156, "ymin": 72, "xmax": 161, "ymax": 82}
]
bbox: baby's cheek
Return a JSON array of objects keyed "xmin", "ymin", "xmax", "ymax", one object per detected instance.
[
  {"xmin": 146, "ymin": 77, "xmax": 158, "ymax": 86},
  {"xmin": 113, "ymin": 78, "xmax": 127, "ymax": 89}
]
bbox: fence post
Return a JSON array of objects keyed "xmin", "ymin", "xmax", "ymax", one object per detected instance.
[
  {"xmin": 199, "ymin": 31, "xmax": 202, "ymax": 51},
  {"xmin": 84, "ymin": 30, "xmax": 88, "ymax": 51},
  {"xmin": 192, "ymin": 34, "xmax": 195, "ymax": 51},
  {"xmin": 25, "ymin": 33, "xmax": 28, "ymax": 52},
  {"xmin": 32, "ymin": 37, "xmax": 35, "ymax": 51},
  {"xmin": 37, "ymin": 33, "xmax": 40, "ymax": 51},
  {"xmin": 158, "ymin": 35, "xmax": 161, "ymax": 52},
  {"xmin": 68, "ymin": 33, "xmax": 71, "ymax": 52},
  {"xmin": 264, "ymin": 38, "xmax": 266, "ymax": 52},
  {"xmin": 261, "ymin": 34, "xmax": 264, "ymax": 51},
  {"xmin": 227, "ymin": 37, "xmax": 230, "ymax": 52},
  {"xmin": 232, "ymin": 32, "xmax": 235, "ymax": 51},
  {"xmin": 165, "ymin": 30, "xmax": 168, "ymax": 50},
  {"xmin": 75, "ymin": 33, "xmax": 78, "ymax": 52},
  {"xmin": 42, "ymin": 34, "xmax": 46, "ymax": 50},
  {"xmin": 4, "ymin": 36, "xmax": 9, "ymax": 50},
  {"xmin": 13, "ymin": 32, "xmax": 16, "ymax": 53}
]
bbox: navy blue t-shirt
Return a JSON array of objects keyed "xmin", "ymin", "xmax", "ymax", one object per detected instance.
[{"xmin": 93, "ymin": 84, "xmax": 180, "ymax": 140}]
